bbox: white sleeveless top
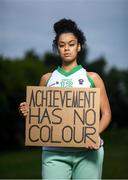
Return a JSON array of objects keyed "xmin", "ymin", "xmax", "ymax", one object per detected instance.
[
  {"xmin": 47, "ymin": 65, "xmax": 94, "ymax": 88},
  {"xmin": 43, "ymin": 65, "xmax": 95, "ymax": 151}
]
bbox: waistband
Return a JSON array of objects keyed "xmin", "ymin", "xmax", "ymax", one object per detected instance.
[{"xmin": 43, "ymin": 139, "xmax": 104, "ymax": 152}]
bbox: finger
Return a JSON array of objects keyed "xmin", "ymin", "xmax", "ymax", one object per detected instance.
[
  {"xmin": 19, "ymin": 105, "xmax": 29, "ymax": 113},
  {"xmin": 20, "ymin": 102, "xmax": 26, "ymax": 106},
  {"xmin": 19, "ymin": 102, "xmax": 28, "ymax": 108},
  {"xmin": 19, "ymin": 108, "xmax": 28, "ymax": 116},
  {"xmin": 20, "ymin": 111, "xmax": 28, "ymax": 118},
  {"xmin": 86, "ymin": 145, "xmax": 94, "ymax": 150},
  {"xmin": 23, "ymin": 112, "xmax": 28, "ymax": 117}
]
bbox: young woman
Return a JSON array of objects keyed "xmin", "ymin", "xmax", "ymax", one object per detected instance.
[{"xmin": 19, "ymin": 18, "xmax": 111, "ymax": 179}]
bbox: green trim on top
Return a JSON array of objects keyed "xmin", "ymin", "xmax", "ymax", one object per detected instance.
[
  {"xmin": 57, "ymin": 65, "xmax": 82, "ymax": 77},
  {"xmin": 87, "ymin": 74, "xmax": 95, "ymax": 87}
]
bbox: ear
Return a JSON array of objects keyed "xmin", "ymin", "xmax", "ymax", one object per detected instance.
[{"xmin": 78, "ymin": 44, "xmax": 81, "ymax": 52}]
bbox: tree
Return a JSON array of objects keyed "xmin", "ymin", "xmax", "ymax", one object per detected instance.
[{"xmin": 0, "ymin": 49, "xmax": 128, "ymax": 150}]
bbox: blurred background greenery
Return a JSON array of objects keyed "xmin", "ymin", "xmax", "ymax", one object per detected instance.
[{"xmin": 0, "ymin": 49, "xmax": 128, "ymax": 179}]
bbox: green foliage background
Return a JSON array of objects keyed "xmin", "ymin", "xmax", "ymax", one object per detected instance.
[{"xmin": 0, "ymin": 49, "xmax": 128, "ymax": 178}]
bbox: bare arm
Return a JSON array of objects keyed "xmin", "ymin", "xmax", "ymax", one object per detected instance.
[
  {"xmin": 39, "ymin": 73, "xmax": 52, "ymax": 86},
  {"xmin": 88, "ymin": 72, "xmax": 112, "ymax": 134},
  {"xmin": 19, "ymin": 73, "xmax": 52, "ymax": 117}
]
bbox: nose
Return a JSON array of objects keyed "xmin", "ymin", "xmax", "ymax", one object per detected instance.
[{"xmin": 64, "ymin": 44, "xmax": 69, "ymax": 51}]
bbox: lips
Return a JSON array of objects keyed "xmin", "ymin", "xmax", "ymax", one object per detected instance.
[{"xmin": 64, "ymin": 53, "xmax": 71, "ymax": 57}]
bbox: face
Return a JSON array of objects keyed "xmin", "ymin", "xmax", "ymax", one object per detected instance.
[{"xmin": 57, "ymin": 33, "xmax": 81, "ymax": 63}]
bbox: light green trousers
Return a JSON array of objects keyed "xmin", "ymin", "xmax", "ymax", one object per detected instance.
[{"xmin": 42, "ymin": 146, "xmax": 104, "ymax": 179}]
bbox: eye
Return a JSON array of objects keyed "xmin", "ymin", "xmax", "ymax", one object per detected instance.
[
  {"xmin": 59, "ymin": 44, "xmax": 65, "ymax": 48},
  {"xmin": 69, "ymin": 43, "xmax": 75, "ymax": 46}
]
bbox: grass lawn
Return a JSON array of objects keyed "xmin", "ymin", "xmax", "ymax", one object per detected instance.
[
  {"xmin": 0, "ymin": 128, "xmax": 128, "ymax": 179},
  {"xmin": 0, "ymin": 147, "xmax": 42, "ymax": 179},
  {"xmin": 102, "ymin": 128, "xmax": 128, "ymax": 179}
]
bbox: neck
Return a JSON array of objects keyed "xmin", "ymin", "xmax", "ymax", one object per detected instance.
[{"xmin": 61, "ymin": 61, "xmax": 78, "ymax": 72}]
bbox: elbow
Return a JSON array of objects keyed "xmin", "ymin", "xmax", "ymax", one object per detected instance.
[{"xmin": 101, "ymin": 109, "xmax": 112, "ymax": 126}]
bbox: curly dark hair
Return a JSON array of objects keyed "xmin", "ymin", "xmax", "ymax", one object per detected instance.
[{"xmin": 53, "ymin": 18, "xmax": 86, "ymax": 52}]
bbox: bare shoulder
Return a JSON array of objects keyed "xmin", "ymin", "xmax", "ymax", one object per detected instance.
[
  {"xmin": 39, "ymin": 72, "xmax": 52, "ymax": 86},
  {"xmin": 87, "ymin": 71, "xmax": 104, "ymax": 87}
]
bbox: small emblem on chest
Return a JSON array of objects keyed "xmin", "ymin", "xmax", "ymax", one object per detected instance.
[{"xmin": 78, "ymin": 79, "xmax": 84, "ymax": 85}]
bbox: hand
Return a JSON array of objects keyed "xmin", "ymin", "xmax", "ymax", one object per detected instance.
[
  {"xmin": 86, "ymin": 137, "xmax": 103, "ymax": 150},
  {"xmin": 19, "ymin": 102, "xmax": 29, "ymax": 118}
]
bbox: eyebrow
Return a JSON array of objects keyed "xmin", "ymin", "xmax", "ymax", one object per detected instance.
[{"xmin": 59, "ymin": 40, "xmax": 77, "ymax": 44}]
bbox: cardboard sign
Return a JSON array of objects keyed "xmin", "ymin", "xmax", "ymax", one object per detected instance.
[{"xmin": 25, "ymin": 86, "xmax": 100, "ymax": 148}]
